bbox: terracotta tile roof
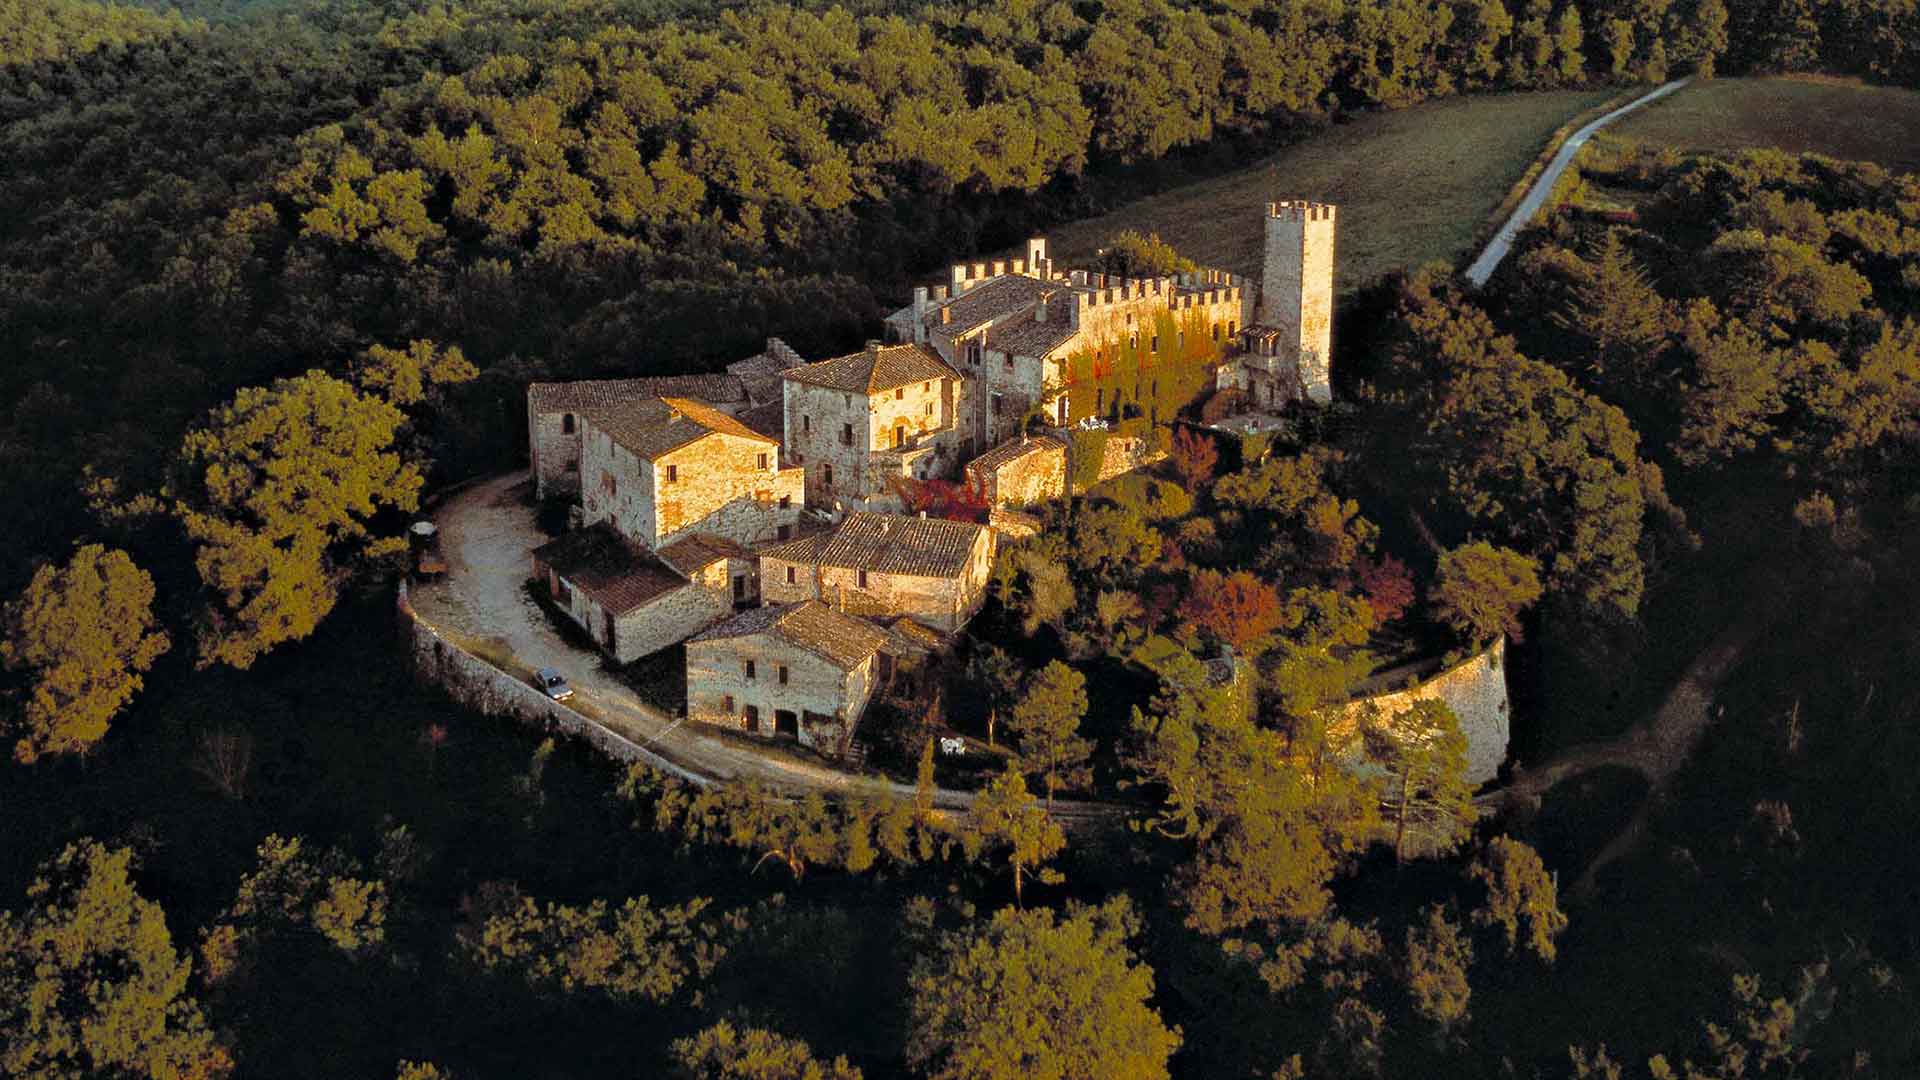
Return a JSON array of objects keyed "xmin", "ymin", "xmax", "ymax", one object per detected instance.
[
  {"xmin": 979, "ymin": 303, "xmax": 1081, "ymax": 359},
  {"xmin": 877, "ymin": 614, "xmax": 947, "ymax": 657},
  {"xmin": 966, "ymin": 434, "xmax": 1067, "ymax": 476},
  {"xmin": 586, "ymin": 396, "xmax": 777, "ymax": 460},
  {"xmin": 757, "ymin": 530, "xmax": 830, "ymax": 563},
  {"xmin": 532, "ymin": 522, "xmax": 685, "ymax": 616},
  {"xmin": 690, "ymin": 600, "xmax": 889, "ymax": 671},
  {"xmin": 926, "ymin": 275, "xmax": 1053, "ymax": 336},
  {"xmin": 815, "ymin": 512, "xmax": 987, "ymax": 579},
  {"xmin": 782, "ymin": 343, "xmax": 962, "ymax": 395},
  {"xmin": 528, "ymin": 374, "xmax": 746, "ymax": 413},
  {"xmin": 736, "ymin": 400, "xmax": 785, "ymax": 440},
  {"xmin": 657, "ymin": 532, "xmax": 754, "ymax": 576}
]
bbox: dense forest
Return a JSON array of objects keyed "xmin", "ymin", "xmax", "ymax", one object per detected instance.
[{"xmin": 5, "ymin": 0, "xmax": 1920, "ymax": 1076}]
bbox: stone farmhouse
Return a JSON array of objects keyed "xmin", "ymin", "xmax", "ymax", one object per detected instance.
[
  {"xmin": 757, "ymin": 511, "xmax": 995, "ymax": 634},
  {"xmin": 780, "ymin": 342, "xmax": 969, "ymax": 510},
  {"xmin": 685, "ymin": 600, "xmax": 894, "ymax": 756},
  {"xmin": 522, "ymin": 198, "xmax": 1338, "ymax": 756},
  {"xmin": 526, "ymin": 338, "xmax": 803, "ymax": 500}
]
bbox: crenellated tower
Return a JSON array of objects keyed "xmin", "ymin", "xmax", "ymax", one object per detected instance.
[{"xmin": 1257, "ymin": 200, "xmax": 1336, "ymax": 404}]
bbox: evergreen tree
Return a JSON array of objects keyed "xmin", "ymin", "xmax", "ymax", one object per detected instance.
[
  {"xmin": 1006, "ymin": 661, "xmax": 1092, "ymax": 811},
  {"xmin": 1362, "ymin": 700, "xmax": 1475, "ymax": 861},
  {"xmin": 906, "ymin": 899, "xmax": 1180, "ymax": 1080},
  {"xmin": 1, "ymin": 545, "xmax": 169, "ymax": 763},
  {"xmin": 965, "ymin": 765, "xmax": 1066, "ymax": 906}
]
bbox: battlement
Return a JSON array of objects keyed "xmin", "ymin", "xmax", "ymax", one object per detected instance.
[{"xmin": 1267, "ymin": 199, "xmax": 1336, "ymax": 222}]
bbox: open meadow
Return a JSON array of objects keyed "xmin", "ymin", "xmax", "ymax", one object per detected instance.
[
  {"xmin": 1036, "ymin": 89, "xmax": 1616, "ymax": 289},
  {"xmin": 1609, "ymin": 75, "xmax": 1920, "ymax": 173}
]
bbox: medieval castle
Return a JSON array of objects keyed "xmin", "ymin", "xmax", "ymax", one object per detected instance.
[{"xmin": 521, "ymin": 199, "xmax": 1337, "ymax": 756}]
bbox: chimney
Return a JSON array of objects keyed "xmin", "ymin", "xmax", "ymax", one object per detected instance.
[
  {"xmin": 912, "ymin": 285, "xmax": 928, "ymax": 319},
  {"xmin": 1035, "ymin": 291, "xmax": 1050, "ymax": 323},
  {"xmin": 918, "ymin": 510, "xmax": 927, "ymax": 519}
]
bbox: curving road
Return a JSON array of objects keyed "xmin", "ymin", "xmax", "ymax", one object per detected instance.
[
  {"xmin": 1464, "ymin": 78, "xmax": 1691, "ymax": 286},
  {"xmin": 410, "ymin": 471, "xmax": 1122, "ymax": 827}
]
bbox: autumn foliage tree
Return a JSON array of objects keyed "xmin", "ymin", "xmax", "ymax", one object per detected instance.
[
  {"xmin": 670, "ymin": 1021, "xmax": 862, "ymax": 1080},
  {"xmin": 1168, "ymin": 426, "xmax": 1219, "ymax": 493},
  {"xmin": 1177, "ymin": 568, "xmax": 1284, "ymax": 653},
  {"xmin": 1, "ymin": 544, "xmax": 169, "ymax": 763}
]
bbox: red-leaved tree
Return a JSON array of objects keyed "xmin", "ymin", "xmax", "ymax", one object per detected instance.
[
  {"xmin": 1177, "ymin": 568, "xmax": 1283, "ymax": 652},
  {"xmin": 1356, "ymin": 555, "xmax": 1416, "ymax": 625},
  {"xmin": 887, "ymin": 475, "xmax": 991, "ymax": 523},
  {"xmin": 1169, "ymin": 426, "xmax": 1219, "ymax": 493}
]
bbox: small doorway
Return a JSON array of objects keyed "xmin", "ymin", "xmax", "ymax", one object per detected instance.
[
  {"xmin": 743, "ymin": 705, "xmax": 760, "ymax": 734},
  {"xmin": 894, "ymin": 423, "xmax": 906, "ymax": 448},
  {"xmin": 732, "ymin": 574, "xmax": 747, "ymax": 603},
  {"xmin": 774, "ymin": 709, "xmax": 799, "ymax": 738}
]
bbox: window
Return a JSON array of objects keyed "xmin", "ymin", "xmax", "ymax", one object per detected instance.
[
  {"xmin": 786, "ymin": 566, "xmax": 797, "ymax": 584},
  {"xmin": 1129, "ymin": 332, "xmax": 1138, "ymax": 350},
  {"xmin": 778, "ymin": 665, "xmax": 789, "ymax": 685},
  {"xmin": 561, "ymin": 413, "xmax": 575, "ymax": 434},
  {"xmin": 822, "ymin": 464, "xmax": 835, "ymax": 486},
  {"xmin": 803, "ymin": 415, "xmax": 811, "ymax": 433},
  {"xmin": 745, "ymin": 660, "xmax": 756, "ymax": 680},
  {"xmin": 840, "ymin": 423, "xmax": 853, "ymax": 446},
  {"xmin": 924, "ymin": 402, "xmax": 934, "ymax": 417},
  {"xmin": 895, "ymin": 387, "xmax": 904, "ymax": 400},
  {"xmin": 1003, "ymin": 355, "xmax": 1013, "ymax": 371},
  {"xmin": 602, "ymin": 471, "xmax": 617, "ymax": 496},
  {"xmin": 1228, "ymin": 320, "xmax": 1237, "ymax": 336},
  {"xmin": 858, "ymin": 570, "xmax": 869, "ymax": 589},
  {"xmin": 777, "ymin": 524, "xmax": 792, "ymax": 540},
  {"xmin": 1150, "ymin": 334, "xmax": 1159, "ymax": 353},
  {"xmin": 665, "ymin": 464, "xmax": 678, "ymax": 484},
  {"xmin": 778, "ymin": 495, "xmax": 791, "ymax": 510},
  {"xmin": 758, "ymin": 452, "xmax": 769, "ymax": 469},
  {"xmin": 967, "ymin": 340, "xmax": 982, "ymax": 366},
  {"xmin": 923, "ymin": 381, "xmax": 931, "ymax": 392},
  {"xmin": 1211, "ymin": 323, "xmax": 1220, "ymax": 341},
  {"xmin": 722, "ymin": 694, "xmax": 734, "ymax": 712}
]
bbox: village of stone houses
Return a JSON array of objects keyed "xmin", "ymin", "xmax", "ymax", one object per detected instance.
[{"xmin": 406, "ymin": 197, "xmax": 1509, "ymax": 823}]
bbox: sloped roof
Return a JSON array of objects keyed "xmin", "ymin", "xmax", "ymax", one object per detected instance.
[
  {"xmin": 982, "ymin": 305, "xmax": 1081, "ymax": 359},
  {"xmin": 532, "ymin": 523, "xmax": 685, "ymax": 616},
  {"xmin": 528, "ymin": 374, "xmax": 746, "ymax": 414},
  {"xmin": 757, "ymin": 530, "xmax": 831, "ymax": 563},
  {"xmin": 782, "ymin": 343, "xmax": 962, "ymax": 395},
  {"xmin": 657, "ymin": 532, "xmax": 754, "ymax": 576},
  {"xmin": 925, "ymin": 275, "xmax": 1054, "ymax": 336},
  {"xmin": 815, "ymin": 512, "xmax": 987, "ymax": 579},
  {"xmin": 587, "ymin": 396, "xmax": 777, "ymax": 460},
  {"xmin": 966, "ymin": 434, "xmax": 1067, "ymax": 476},
  {"xmin": 690, "ymin": 600, "xmax": 889, "ymax": 671}
]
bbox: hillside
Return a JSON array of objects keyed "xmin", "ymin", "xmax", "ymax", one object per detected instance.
[{"xmin": 1610, "ymin": 75, "xmax": 1920, "ymax": 174}]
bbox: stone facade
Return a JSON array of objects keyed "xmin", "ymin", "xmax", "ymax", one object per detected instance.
[
  {"xmin": 781, "ymin": 343, "xmax": 970, "ymax": 509},
  {"xmin": 527, "ymin": 374, "xmax": 751, "ymax": 501},
  {"xmin": 1220, "ymin": 200, "xmax": 1337, "ymax": 407},
  {"xmin": 1334, "ymin": 637, "xmax": 1511, "ymax": 786},
  {"xmin": 579, "ymin": 404, "xmax": 804, "ymax": 550},
  {"xmin": 965, "ymin": 435, "xmax": 1067, "ymax": 508},
  {"xmin": 685, "ymin": 601, "xmax": 888, "ymax": 757},
  {"xmin": 758, "ymin": 513, "xmax": 995, "ymax": 634}
]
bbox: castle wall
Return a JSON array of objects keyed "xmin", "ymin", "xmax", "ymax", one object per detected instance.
[{"xmin": 1335, "ymin": 637, "xmax": 1511, "ymax": 786}]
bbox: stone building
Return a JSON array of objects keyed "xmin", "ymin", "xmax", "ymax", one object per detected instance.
[
  {"xmin": 1216, "ymin": 200, "xmax": 1337, "ymax": 408},
  {"xmin": 757, "ymin": 511, "xmax": 995, "ymax": 634},
  {"xmin": 685, "ymin": 600, "xmax": 891, "ymax": 756},
  {"xmin": 525, "ymin": 339, "xmax": 803, "ymax": 500},
  {"xmin": 579, "ymin": 396, "xmax": 805, "ymax": 550},
  {"xmin": 780, "ymin": 342, "xmax": 969, "ymax": 509},
  {"xmin": 964, "ymin": 434, "xmax": 1067, "ymax": 508},
  {"xmin": 884, "ymin": 236, "xmax": 1248, "ymax": 446},
  {"xmin": 531, "ymin": 522, "xmax": 737, "ymax": 663}
]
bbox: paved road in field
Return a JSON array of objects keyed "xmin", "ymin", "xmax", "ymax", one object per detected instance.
[
  {"xmin": 411, "ymin": 470, "xmax": 1122, "ymax": 827},
  {"xmin": 1464, "ymin": 78, "xmax": 1691, "ymax": 286}
]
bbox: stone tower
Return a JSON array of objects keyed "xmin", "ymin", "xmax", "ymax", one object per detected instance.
[{"xmin": 1257, "ymin": 200, "xmax": 1336, "ymax": 404}]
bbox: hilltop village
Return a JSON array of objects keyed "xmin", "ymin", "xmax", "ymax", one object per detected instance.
[{"xmin": 521, "ymin": 201, "xmax": 1347, "ymax": 760}]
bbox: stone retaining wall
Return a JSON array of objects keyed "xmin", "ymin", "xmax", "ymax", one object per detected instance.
[
  {"xmin": 397, "ymin": 581, "xmax": 710, "ymax": 787},
  {"xmin": 1336, "ymin": 638, "xmax": 1511, "ymax": 786}
]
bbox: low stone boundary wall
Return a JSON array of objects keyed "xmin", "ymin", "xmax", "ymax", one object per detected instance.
[
  {"xmin": 1337, "ymin": 638, "xmax": 1511, "ymax": 786},
  {"xmin": 397, "ymin": 581, "xmax": 710, "ymax": 787}
]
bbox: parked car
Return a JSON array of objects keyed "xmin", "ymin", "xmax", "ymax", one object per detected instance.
[{"xmin": 534, "ymin": 666, "xmax": 574, "ymax": 702}]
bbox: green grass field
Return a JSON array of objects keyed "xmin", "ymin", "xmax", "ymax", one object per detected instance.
[
  {"xmin": 1609, "ymin": 75, "xmax": 1920, "ymax": 174},
  {"xmin": 1037, "ymin": 89, "xmax": 1616, "ymax": 290}
]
